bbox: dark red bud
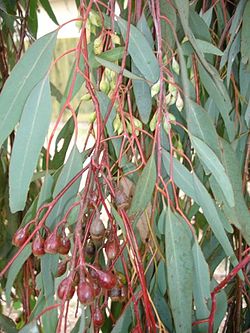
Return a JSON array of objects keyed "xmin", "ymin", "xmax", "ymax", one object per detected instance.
[
  {"xmin": 44, "ymin": 232, "xmax": 60, "ymax": 254},
  {"xmin": 96, "ymin": 270, "xmax": 117, "ymax": 289},
  {"xmin": 32, "ymin": 233, "xmax": 45, "ymax": 256},
  {"xmin": 56, "ymin": 261, "xmax": 68, "ymax": 277},
  {"xmin": 57, "ymin": 277, "xmax": 75, "ymax": 300},
  {"xmin": 58, "ymin": 236, "xmax": 71, "ymax": 255},
  {"xmin": 12, "ymin": 227, "xmax": 29, "ymax": 247},
  {"xmin": 105, "ymin": 240, "xmax": 118, "ymax": 260},
  {"xmin": 93, "ymin": 306, "xmax": 104, "ymax": 328},
  {"xmin": 77, "ymin": 281, "xmax": 95, "ymax": 305}
]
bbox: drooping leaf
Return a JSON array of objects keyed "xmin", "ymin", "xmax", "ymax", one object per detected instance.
[
  {"xmin": 165, "ymin": 206, "xmax": 193, "ymax": 333},
  {"xmin": 173, "ymin": 0, "xmax": 189, "ymax": 30},
  {"xmin": 19, "ymin": 322, "xmax": 39, "ymax": 333},
  {"xmin": 196, "ymin": 39, "xmax": 223, "ymax": 56},
  {"xmin": 132, "ymin": 14, "xmax": 153, "ymax": 124},
  {"xmin": 198, "ymin": 64, "xmax": 235, "ymax": 141},
  {"xmin": 186, "ymin": 98, "xmax": 220, "ymax": 157},
  {"xmin": 5, "ymin": 244, "xmax": 32, "ymax": 305},
  {"xmin": 90, "ymin": 47, "xmax": 125, "ymax": 68},
  {"xmin": 110, "ymin": 302, "xmax": 133, "ymax": 333},
  {"xmin": 37, "ymin": 173, "xmax": 54, "ymax": 209},
  {"xmin": 40, "ymin": 254, "xmax": 59, "ymax": 332},
  {"xmin": 191, "ymin": 136, "xmax": 234, "ymax": 207},
  {"xmin": 129, "ymin": 155, "xmax": 156, "ymax": 217},
  {"xmin": 219, "ymin": 139, "xmax": 250, "ymax": 245},
  {"xmin": 0, "ymin": 30, "xmax": 57, "ymax": 146},
  {"xmin": 117, "ymin": 17, "xmax": 160, "ymax": 83},
  {"xmin": 241, "ymin": 1, "xmax": 250, "ymax": 66},
  {"xmin": 39, "ymin": 0, "xmax": 58, "ymax": 25},
  {"xmin": 51, "ymin": 106, "xmax": 79, "ymax": 169},
  {"xmin": 0, "ymin": 313, "xmax": 18, "ymax": 333},
  {"xmin": 192, "ymin": 241, "xmax": 210, "ymax": 320},
  {"xmin": 46, "ymin": 145, "xmax": 83, "ymax": 228},
  {"xmin": 9, "ymin": 77, "xmax": 52, "ymax": 213},
  {"xmin": 162, "ymin": 150, "xmax": 239, "ymax": 269},
  {"xmin": 132, "ymin": 62, "xmax": 152, "ymax": 124},
  {"xmin": 95, "ymin": 56, "xmax": 143, "ymax": 80},
  {"xmin": 192, "ymin": 174, "xmax": 238, "ymax": 268},
  {"xmin": 97, "ymin": 92, "xmax": 124, "ymax": 162},
  {"xmin": 160, "ymin": 1, "xmax": 176, "ymax": 54}
]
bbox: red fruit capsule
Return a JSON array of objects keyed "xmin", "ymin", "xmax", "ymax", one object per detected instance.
[
  {"xmin": 32, "ymin": 233, "xmax": 45, "ymax": 256},
  {"xmin": 58, "ymin": 236, "xmax": 71, "ymax": 255},
  {"xmin": 12, "ymin": 227, "xmax": 29, "ymax": 247},
  {"xmin": 44, "ymin": 232, "xmax": 60, "ymax": 254},
  {"xmin": 56, "ymin": 261, "xmax": 68, "ymax": 277},
  {"xmin": 96, "ymin": 270, "xmax": 117, "ymax": 289},
  {"xmin": 57, "ymin": 277, "xmax": 75, "ymax": 300},
  {"xmin": 105, "ymin": 240, "xmax": 117, "ymax": 260},
  {"xmin": 77, "ymin": 281, "xmax": 95, "ymax": 305},
  {"xmin": 93, "ymin": 306, "xmax": 104, "ymax": 328}
]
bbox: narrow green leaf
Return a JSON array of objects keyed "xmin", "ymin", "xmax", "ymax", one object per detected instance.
[
  {"xmin": 162, "ymin": 150, "xmax": 239, "ymax": 269},
  {"xmin": 19, "ymin": 322, "xmax": 39, "ymax": 333},
  {"xmin": 219, "ymin": 139, "xmax": 250, "ymax": 245},
  {"xmin": 132, "ymin": 14, "xmax": 153, "ymax": 124},
  {"xmin": 165, "ymin": 206, "xmax": 193, "ymax": 333},
  {"xmin": 39, "ymin": 0, "xmax": 58, "ymax": 25},
  {"xmin": 97, "ymin": 92, "xmax": 125, "ymax": 162},
  {"xmin": 46, "ymin": 145, "xmax": 83, "ymax": 228},
  {"xmin": 129, "ymin": 155, "xmax": 156, "ymax": 216},
  {"xmin": 192, "ymin": 174, "xmax": 238, "ymax": 268},
  {"xmin": 198, "ymin": 64, "xmax": 235, "ymax": 141},
  {"xmin": 9, "ymin": 77, "xmax": 52, "ymax": 213},
  {"xmin": 196, "ymin": 39, "xmax": 223, "ymax": 56},
  {"xmin": 0, "ymin": 30, "xmax": 57, "ymax": 146},
  {"xmin": 5, "ymin": 244, "xmax": 32, "ymax": 305},
  {"xmin": 186, "ymin": 98, "xmax": 220, "ymax": 158},
  {"xmin": 117, "ymin": 17, "xmax": 160, "ymax": 83},
  {"xmin": 160, "ymin": 1, "xmax": 176, "ymax": 53},
  {"xmin": 191, "ymin": 136, "xmax": 234, "ymax": 207},
  {"xmin": 37, "ymin": 173, "xmax": 54, "ymax": 209},
  {"xmin": 192, "ymin": 241, "xmax": 210, "ymax": 320},
  {"xmin": 241, "ymin": 1, "xmax": 250, "ymax": 66},
  {"xmin": 110, "ymin": 302, "xmax": 133, "ymax": 333},
  {"xmin": 0, "ymin": 313, "xmax": 18, "ymax": 333},
  {"xmin": 95, "ymin": 56, "xmax": 143, "ymax": 80},
  {"xmin": 94, "ymin": 47, "xmax": 125, "ymax": 67},
  {"xmin": 173, "ymin": 0, "xmax": 189, "ymax": 30},
  {"xmin": 132, "ymin": 63, "xmax": 152, "ymax": 124}
]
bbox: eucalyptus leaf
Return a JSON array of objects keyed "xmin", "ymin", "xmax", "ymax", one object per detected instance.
[
  {"xmin": 165, "ymin": 206, "xmax": 193, "ymax": 333},
  {"xmin": 9, "ymin": 76, "xmax": 52, "ymax": 213},
  {"xmin": 191, "ymin": 135, "xmax": 234, "ymax": 207},
  {"xmin": 0, "ymin": 30, "xmax": 57, "ymax": 146},
  {"xmin": 129, "ymin": 155, "xmax": 156, "ymax": 217},
  {"xmin": 117, "ymin": 17, "xmax": 160, "ymax": 83},
  {"xmin": 5, "ymin": 244, "xmax": 32, "ymax": 305}
]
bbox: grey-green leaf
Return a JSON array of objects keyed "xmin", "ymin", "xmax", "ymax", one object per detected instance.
[
  {"xmin": 95, "ymin": 56, "xmax": 143, "ymax": 80},
  {"xmin": 162, "ymin": 150, "xmax": 239, "ymax": 269},
  {"xmin": 165, "ymin": 206, "xmax": 193, "ymax": 333},
  {"xmin": 192, "ymin": 241, "xmax": 210, "ymax": 319},
  {"xmin": 132, "ymin": 62, "xmax": 152, "ymax": 124},
  {"xmin": 0, "ymin": 30, "xmax": 57, "ymax": 146},
  {"xmin": 46, "ymin": 145, "xmax": 83, "ymax": 228},
  {"xmin": 129, "ymin": 155, "xmax": 156, "ymax": 216},
  {"xmin": 9, "ymin": 77, "xmax": 52, "ymax": 213},
  {"xmin": 196, "ymin": 39, "xmax": 223, "ymax": 56},
  {"xmin": 117, "ymin": 17, "xmax": 160, "ymax": 83},
  {"xmin": 191, "ymin": 136, "xmax": 234, "ymax": 207},
  {"xmin": 5, "ymin": 244, "xmax": 32, "ymax": 305},
  {"xmin": 241, "ymin": 1, "xmax": 250, "ymax": 65},
  {"xmin": 219, "ymin": 139, "xmax": 250, "ymax": 245},
  {"xmin": 0, "ymin": 314, "xmax": 18, "ymax": 333}
]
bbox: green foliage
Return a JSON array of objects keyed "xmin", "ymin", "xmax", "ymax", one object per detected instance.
[{"xmin": 0, "ymin": 1, "xmax": 249, "ymax": 332}]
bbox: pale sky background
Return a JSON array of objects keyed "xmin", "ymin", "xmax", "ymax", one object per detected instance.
[{"xmin": 37, "ymin": 0, "xmax": 80, "ymax": 38}]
